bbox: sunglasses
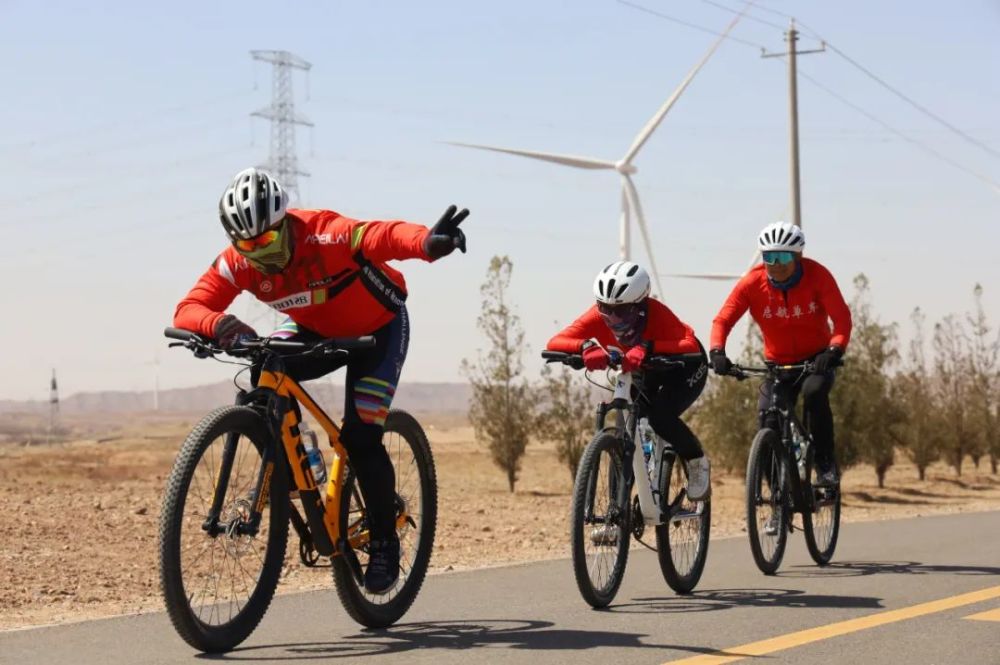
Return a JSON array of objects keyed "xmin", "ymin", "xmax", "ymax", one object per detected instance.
[
  {"xmin": 762, "ymin": 251, "xmax": 797, "ymax": 266},
  {"xmin": 234, "ymin": 228, "xmax": 281, "ymax": 253},
  {"xmin": 597, "ymin": 302, "xmax": 633, "ymax": 316}
]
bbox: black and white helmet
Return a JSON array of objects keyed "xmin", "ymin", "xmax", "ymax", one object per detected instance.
[
  {"xmin": 593, "ymin": 261, "xmax": 651, "ymax": 305},
  {"xmin": 218, "ymin": 168, "xmax": 288, "ymax": 241},
  {"xmin": 758, "ymin": 221, "xmax": 805, "ymax": 252}
]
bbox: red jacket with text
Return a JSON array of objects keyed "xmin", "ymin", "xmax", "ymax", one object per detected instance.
[
  {"xmin": 710, "ymin": 258, "xmax": 852, "ymax": 364},
  {"xmin": 174, "ymin": 209, "xmax": 431, "ymax": 338},
  {"xmin": 546, "ymin": 300, "xmax": 702, "ymax": 355}
]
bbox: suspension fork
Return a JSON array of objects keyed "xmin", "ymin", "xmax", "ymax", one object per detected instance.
[{"xmin": 196, "ymin": 391, "xmax": 271, "ymax": 537}]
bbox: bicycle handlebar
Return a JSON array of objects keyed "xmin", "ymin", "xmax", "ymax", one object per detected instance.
[
  {"xmin": 722, "ymin": 358, "xmax": 843, "ymax": 381},
  {"xmin": 164, "ymin": 327, "xmax": 376, "ymax": 359},
  {"xmin": 540, "ymin": 350, "xmax": 702, "ymax": 372}
]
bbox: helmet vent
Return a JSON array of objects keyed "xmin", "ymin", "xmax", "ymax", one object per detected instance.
[
  {"xmin": 607, "ymin": 278, "xmax": 617, "ymax": 298},
  {"xmin": 626, "ymin": 264, "xmax": 639, "ymax": 277}
]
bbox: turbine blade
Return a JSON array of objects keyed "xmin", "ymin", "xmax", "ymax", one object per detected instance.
[
  {"xmin": 622, "ymin": 174, "xmax": 664, "ymax": 298},
  {"xmin": 668, "ymin": 248, "xmax": 759, "ymax": 281},
  {"xmin": 666, "ymin": 273, "xmax": 743, "ymax": 281},
  {"xmin": 621, "ymin": 4, "xmax": 751, "ymax": 166},
  {"xmin": 445, "ymin": 141, "xmax": 616, "ymax": 170}
]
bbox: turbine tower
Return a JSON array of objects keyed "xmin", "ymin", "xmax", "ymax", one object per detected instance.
[
  {"xmin": 47, "ymin": 369, "xmax": 59, "ymax": 445},
  {"xmin": 251, "ymin": 50, "xmax": 313, "ymax": 203},
  {"xmin": 450, "ymin": 9, "xmax": 750, "ymax": 295}
]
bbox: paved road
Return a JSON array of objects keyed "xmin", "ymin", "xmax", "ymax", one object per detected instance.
[{"xmin": 4, "ymin": 511, "xmax": 1000, "ymax": 664}]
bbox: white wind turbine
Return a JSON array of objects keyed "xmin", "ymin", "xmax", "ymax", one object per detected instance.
[{"xmin": 450, "ymin": 8, "xmax": 752, "ymax": 294}]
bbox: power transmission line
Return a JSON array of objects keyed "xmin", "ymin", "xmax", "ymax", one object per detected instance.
[
  {"xmin": 696, "ymin": 0, "xmax": 1000, "ymax": 160},
  {"xmin": 795, "ymin": 68, "xmax": 1000, "ymax": 194},
  {"xmin": 698, "ymin": 0, "xmax": 786, "ymax": 30},
  {"xmin": 0, "ymin": 89, "xmax": 255, "ymax": 153},
  {"xmin": 620, "ymin": 0, "xmax": 1000, "ymax": 195},
  {"xmin": 616, "ymin": 0, "xmax": 765, "ymax": 49}
]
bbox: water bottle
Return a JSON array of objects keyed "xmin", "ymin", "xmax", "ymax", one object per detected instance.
[
  {"xmin": 302, "ymin": 422, "xmax": 327, "ymax": 489},
  {"xmin": 792, "ymin": 428, "xmax": 806, "ymax": 481},
  {"xmin": 638, "ymin": 418, "xmax": 662, "ymax": 506},
  {"xmin": 638, "ymin": 418, "xmax": 655, "ymax": 464}
]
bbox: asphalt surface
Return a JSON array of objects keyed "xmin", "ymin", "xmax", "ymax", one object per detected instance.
[{"xmin": 3, "ymin": 511, "xmax": 999, "ymax": 664}]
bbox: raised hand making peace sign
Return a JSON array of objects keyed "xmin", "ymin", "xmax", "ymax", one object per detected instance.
[{"xmin": 423, "ymin": 204, "xmax": 470, "ymax": 260}]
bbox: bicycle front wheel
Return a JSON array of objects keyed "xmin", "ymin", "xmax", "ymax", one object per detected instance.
[
  {"xmin": 802, "ymin": 445, "xmax": 841, "ymax": 565},
  {"xmin": 159, "ymin": 405, "xmax": 289, "ymax": 653},
  {"xmin": 745, "ymin": 428, "xmax": 787, "ymax": 575},
  {"xmin": 570, "ymin": 430, "xmax": 630, "ymax": 608},
  {"xmin": 331, "ymin": 409, "xmax": 437, "ymax": 628},
  {"xmin": 655, "ymin": 454, "xmax": 710, "ymax": 594}
]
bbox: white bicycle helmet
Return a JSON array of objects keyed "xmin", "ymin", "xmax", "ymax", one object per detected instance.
[
  {"xmin": 758, "ymin": 221, "xmax": 805, "ymax": 252},
  {"xmin": 218, "ymin": 168, "xmax": 288, "ymax": 241},
  {"xmin": 593, "ymin": 261, "xmax": 651, "ymax": 305}
]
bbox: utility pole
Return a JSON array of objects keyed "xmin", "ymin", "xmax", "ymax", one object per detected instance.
[
  {"xmin": 250, "ymin": 50, "xmax": 313, "ymax": 204},
  {"xmin": 762, "ymin": 19, "xmax": 825, "ymax": 228}
]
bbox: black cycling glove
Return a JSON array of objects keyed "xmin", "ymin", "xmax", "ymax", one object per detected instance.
[{"xmin": 423, "ymin": 205, "xmax": 469, "ymax": 260}]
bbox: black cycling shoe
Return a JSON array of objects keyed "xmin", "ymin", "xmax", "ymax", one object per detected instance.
[
  {"xmin": 364, "ymin": 537, "xmax": 400, "ymax": 594},
  {"xmin": 815, "ymin": 459, "xmax": 839, "ymax": 486}
]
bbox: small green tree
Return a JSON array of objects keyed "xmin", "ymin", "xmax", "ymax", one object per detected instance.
[
  {"xmin": 831, "ymin": 274, "xmax": 901, "ymax": 487},
  {"xmin": 462, "ymin": 256, "xmax": 534, "ymax": 492},
  {"xmin": 536, "ymin": 364, "xmax": 593, "ymax": 482},
  {"xmin": 933, "ymin": 314, "xmax": 973, "ymax": 476},
  {"xmin": 892, "ymin": 308, "xmax": 941, "ymax": 481},
  {"xmin": 965, "ymin": 284, "xmax": 999, "ymax": 474}
]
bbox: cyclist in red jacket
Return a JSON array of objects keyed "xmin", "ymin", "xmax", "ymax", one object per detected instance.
[
  {"xmin": 710, "ymin": 222, "xmax": 852, "ymax": 493},
  {"xmin": 174, "ymin": 168, "xmax": 469, "ymax": 593},
  {"xmin": 546, "ymin": 261, "xmax": 712, "ymax": 500}
]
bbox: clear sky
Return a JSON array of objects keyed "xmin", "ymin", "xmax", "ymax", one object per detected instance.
[{"xmin": 1, "ymin": 1, "xmax": 997, "ymax": 401}]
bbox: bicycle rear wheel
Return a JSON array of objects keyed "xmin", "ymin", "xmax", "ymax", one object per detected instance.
[
  {"xmin": 331, "ymin": 410, "xmax": 437, "ymax": 628},
  {"xmin": 745, "ymin": 428, "xmax": 787, "ymax": 575},
  {"xmin": 655, "ymin": 454, "xmax": 711, "ymax": 594},
  {"xmin": 570, "ymin": 430, "xmax": 630, "ymax": 608},
  {"xmin": 159, "ymin": 405, "xmax": 289, "ymax": 653},
  {"xmin": 802, "ymin": 445, "xmax": 841, "ymax": 565}
]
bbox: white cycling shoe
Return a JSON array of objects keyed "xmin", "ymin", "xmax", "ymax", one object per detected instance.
[{"xmin": 685, "ymin": 456, "xmax": 712, "ymax": 501}]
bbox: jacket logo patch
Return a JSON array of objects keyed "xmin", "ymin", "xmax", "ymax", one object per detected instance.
[{"xmin": 306, "ymin": 233, "xmax": 349, "ymax": 245}]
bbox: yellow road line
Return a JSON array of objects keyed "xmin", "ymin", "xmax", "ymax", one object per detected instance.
[
  {"xmin": 664, "ymin": 585, "xmax": 1000, "ymax": 665},
  {"xmin": 964, "ymin": 607, "xmax": 1000, "ymax": 622}
]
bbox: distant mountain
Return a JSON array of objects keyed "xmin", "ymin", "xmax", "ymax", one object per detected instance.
[{"xmin": 0, "ymin": 381, "xmax": 472, "ymax": 416}]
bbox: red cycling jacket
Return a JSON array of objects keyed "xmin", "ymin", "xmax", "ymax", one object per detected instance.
[
  {"xmin": 174, "ymin": 209, "xmax": 431, "ymax": 338},
  {"xmin": 710, "ymin": 258, "xmax": 852, "ymax": 364},
  {"xmin": 546, "ymin": 299, "xmax": 702, "ymax": 355}
]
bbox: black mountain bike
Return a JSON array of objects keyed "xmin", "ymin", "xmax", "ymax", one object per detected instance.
[
  {"xmin": 159, "ymin": 328, "xmax": 437, "ymax": 652},
  {"xmin": 721, "ymin": 360, "xmax": 841, "ymax": 574},
  {"xmin": 542, "ymin": 350, "xmax": 711, "ymax": 606}
]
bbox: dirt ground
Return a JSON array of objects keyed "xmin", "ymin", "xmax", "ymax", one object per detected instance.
[{"xmin": 2, "ymin": 413, "xmax": 999, "ymax": 631}]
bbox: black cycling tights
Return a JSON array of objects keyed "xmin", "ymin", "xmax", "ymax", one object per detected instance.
[
  {"xmin": 758, "ymin": 370, "xmax": 836, "ymax": 466},
  {"xmin": 639, "ymin": 351, "xmax": 709, "ymax": 461},
  {"xmin": 266, "ymin": 308, "xmax": 410, "ymax": 542}
]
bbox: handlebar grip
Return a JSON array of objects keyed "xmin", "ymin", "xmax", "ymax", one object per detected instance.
[
  {"xmin": 164, "ymin": 327, "xmax": 198, "ymax": 341},
  {"xmin": 326, "ymin": 336, "xmax": 377, "ymax": 350}
]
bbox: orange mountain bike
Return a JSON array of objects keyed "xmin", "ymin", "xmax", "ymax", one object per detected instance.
[{"xmin": 158, "ymin": 328, "xmax": 437, "ymax": 653}]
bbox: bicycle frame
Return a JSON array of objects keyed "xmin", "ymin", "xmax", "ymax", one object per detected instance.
[
  {"xmin": 207, "ymin": 352, "xmax": 409, "ymax": 561},
  {"xmin": 759, "ymin": 373, "xmax": 816, "ymax": 517},
  {"xmin": 598, "ymin": 370, "xmax": 674, "ymax": 527}
]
